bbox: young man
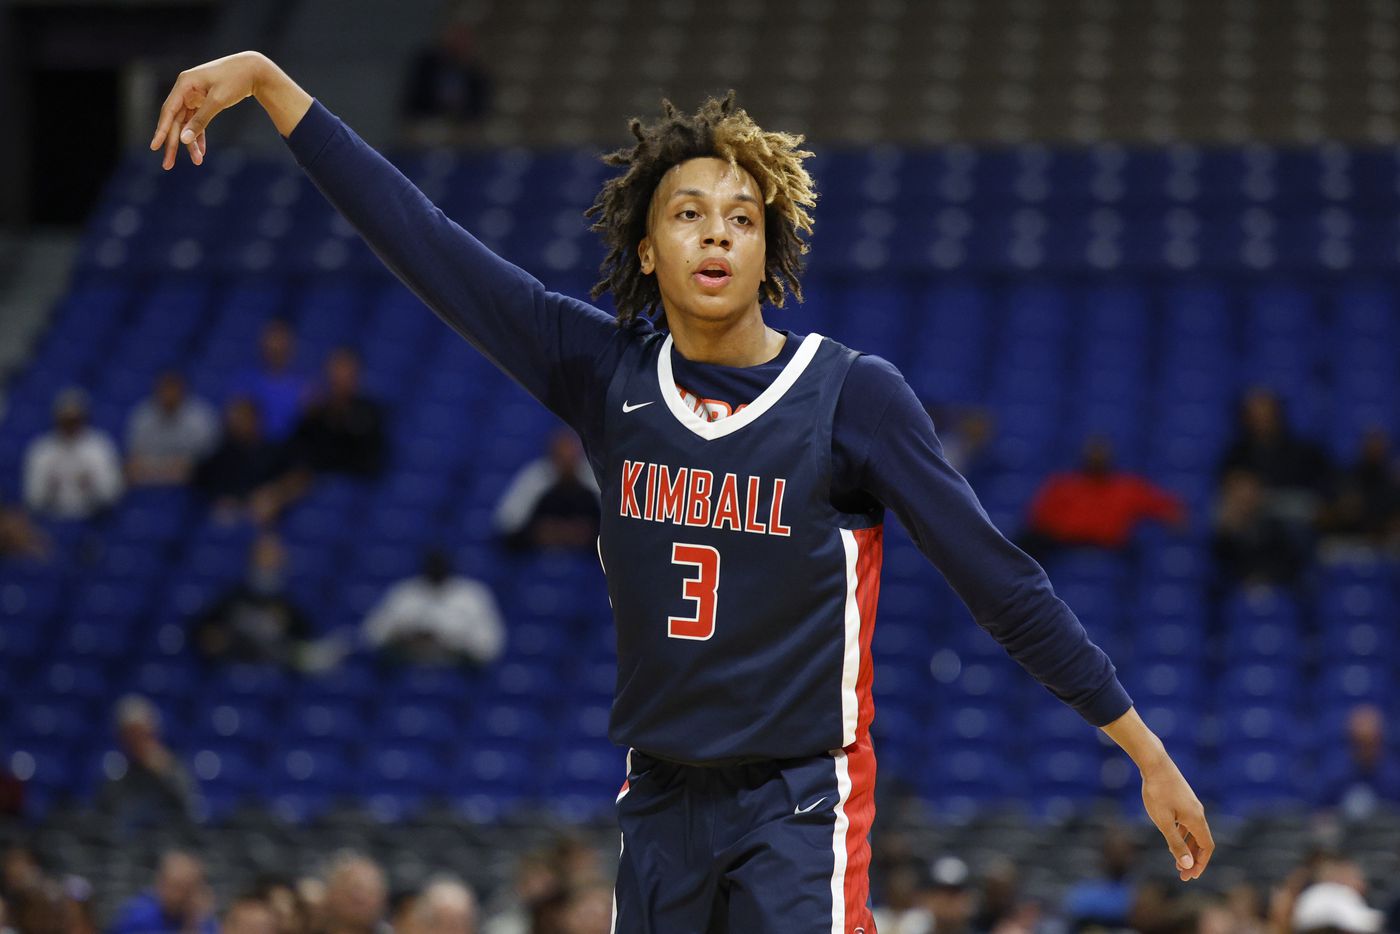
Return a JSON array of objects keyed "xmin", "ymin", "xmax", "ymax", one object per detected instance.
[{"xmin": 152, "ymin": 51, "xmax": 1214, "ymax": 932}]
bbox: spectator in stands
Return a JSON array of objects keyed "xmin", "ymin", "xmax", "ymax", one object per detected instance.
[
  {"xmin": 230, "ymin": 318, "xmax": 313, "ymax": 442},
  {"xmin": 556, "ymin": 883, "xmax": 611, "ymax": 934},
  {"xmin": 97, "ymin": 695, "xmax": 202, "ymax": 830},
  {"xmin": 1219, "ymin": 387, "xmax": 1332, "ymax": 519},
  {"xmin": 320, "ymin": 851, "xmax": 387, "ymax": 934},
  {"xmin": 1062, "ymin": 827, "xmax": 1138, "ymax": 931},
  {"xmin": 870, "ymin": 856, "xmax": 932, "ymax": 934},
  {"xmin": 251, "ymin": 876, "xmax": 309, "ymax": 934},
  {"xmin": 1318, "ymin": 428, "xmax": 1400, "ymax": 551},
  {"xmin": 928, "ymin": 404, "xmax": 997, "ymax": 482},
  {"xmin": 0, "ymin": 498, "xmax": 51, "ymax": 561},
  {"xmin": 481, "ymin": 851, "xmax": 558, "ymax": 934},
  {"xmin": 22, "ymin": 387, "xmax": 123, "ymax": 520},
  {"xmin": 1, "ymin": 844, "xmax": 42, "ymax": 901},
  {"xmin": 125, "ymin": 371, "xmax": 220, "ymax": 486},
  {"xmin": 1317, "ymin": 704, "xmax": 1400, "ymax": 819},
  {"xmin": 1292, "ymin": 879, "xmax": 1385, "ymax": 934},
  {"xmin": 292, "ymin": 347, "xmax": 387, "ymax": 477},
  {"xmin": 916, "ymin": 856, "xmax": 974, "ymax": 934},
  {"xmin": 1020, "ymin": 436, "xmax": 1185, "ymax": 559},
  {"xmin": 970, "ymin": 857, "xmax": 1040, "ymax": 934},
  {"xmin": 363, "ymin": 548, "xmax": 505, "ymax": 667},
  {"xmin": 494, "ymin": 430, "xmax": 600, "ymax": 554},
  {"xmin": 192, "ymin": 532, "xmax": 315, "ymax": 670},
  {"xmin": 400, "ymin": 877, "xmax": 478, "ymax": 934},
  {"xmin": 106, "ymin": 851, "xmax": 216, "ymax": 934},
  {"xmin": 6, "ymin": 875, "xmax": 95, "ymax": 934},
  {"xmin": 193, "ymin": 398, "xmax": 309, "ymax": 526},
  {"xmin": 1212, "ymin": 469, "xmax": 1307, "ymax": 588},
  {"xmin": 221, "ymin": 896, "xmax": 277, "ymax": 934},
  {"xmin": 399, "ymin": 8, "xmax": 493, "ymax": 147}
]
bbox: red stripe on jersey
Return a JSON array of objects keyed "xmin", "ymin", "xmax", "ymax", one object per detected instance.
[
  {"xmin": 850, "ymin": 525, "xmax": 883, "ymax": 740},
  {"xmin": 841, "ymin": 734, "xmax": 878, "ymax": 933}
]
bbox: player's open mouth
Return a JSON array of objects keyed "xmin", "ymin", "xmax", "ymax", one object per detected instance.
[{"xmin": 693, "ymin": 260, "xmax": 732, "ymax": 288}]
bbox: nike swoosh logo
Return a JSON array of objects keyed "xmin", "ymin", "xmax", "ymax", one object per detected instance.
[
  {"xmin": 622, "ymin": 400, "xmax": 654, "ymax": 413},
  {"xmin": 794, "ymin": 796, "xmax": 827, "ymax": 815}
]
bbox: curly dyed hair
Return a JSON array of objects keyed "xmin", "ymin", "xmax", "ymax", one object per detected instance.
[{"xmin": 585, "ymin": 91, "xmax": 818, "ymax": 328}]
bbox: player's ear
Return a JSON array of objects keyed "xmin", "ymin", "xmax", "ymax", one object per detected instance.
[{"xmin": 638, "ymin": 238, "xmax": 655, "ymax": 275}]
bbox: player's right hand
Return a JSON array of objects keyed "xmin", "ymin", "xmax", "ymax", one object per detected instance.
[{"xmin": 150, "ymin": 50, "xmax": 267, "ymax": 170}]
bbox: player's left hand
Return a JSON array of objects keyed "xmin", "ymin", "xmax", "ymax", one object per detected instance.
[{"xmin": 1139, "ymin": 756, "xmax": 1214, "ymax": 882}]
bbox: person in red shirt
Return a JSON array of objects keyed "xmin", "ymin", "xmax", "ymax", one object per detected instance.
[{"xmin": 1023, "ymin": 437, "xmax": 1185, "ymax": 558}]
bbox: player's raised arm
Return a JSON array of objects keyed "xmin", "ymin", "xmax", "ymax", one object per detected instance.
[{"xmin": 150, "ymin": 52, "xmax": 621, "ymax": 435}]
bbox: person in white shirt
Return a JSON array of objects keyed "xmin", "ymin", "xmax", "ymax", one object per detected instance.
[
  {"xmin": 22, "ymin": 387, "xmax": 123, "ymax": 520},
  {"xmin": 492, "ymin": 430, "xmax": 601, "ymax": 553},
  {"xmin": 363, "ymin": 549, "xmax": 506, "ymax": 666},
  {"xmin": 125, "ymin": 371, "xmax": 220, "ymax": 486}
]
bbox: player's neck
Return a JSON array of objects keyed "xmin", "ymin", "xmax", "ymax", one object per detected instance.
[{"xmin": 667, "ymin": 308, "xmax": 785, "ymax": 367}]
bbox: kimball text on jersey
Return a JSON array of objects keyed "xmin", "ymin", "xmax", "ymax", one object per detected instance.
[{"xmin": 618, "ymin": 459, "xmax": 792, "ymax": 536}]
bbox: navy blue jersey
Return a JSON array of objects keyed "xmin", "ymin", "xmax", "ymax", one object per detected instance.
[
  {"xmin": 599, "ymin": 332, "xmax": 882, "ymax": 761},
  {"xmin": 283, "ymin": 101, "xmax": 1135, "ymax": 752}
]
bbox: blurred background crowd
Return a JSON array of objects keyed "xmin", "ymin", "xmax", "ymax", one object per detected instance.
[{"xmin": 2, "ymin": 0, "xmax": 1400, "ymax": 931}]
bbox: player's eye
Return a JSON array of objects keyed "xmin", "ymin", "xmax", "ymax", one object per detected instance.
[
  {"xmin": 733, "ymin": 214, "xmax": 752, "ymax": 225},
  {"xmin": 679, "ymin": 209, "xmax": 699, "ymax": 220}
]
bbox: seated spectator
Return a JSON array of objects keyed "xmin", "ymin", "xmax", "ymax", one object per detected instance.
[
  {"xmin": 1219, "ymin": 387, "xmax": 1332, "ymax": 521},
  {"xmin": 221, "ymin": 896, "xmax": 277, "ymax": 934},
  {"xmin": 1021, "ymin": 437, "xmax": 1185, "ymax": 558},
  {"xmin": 106, "ymin": 851, "xmax": 216, "ymax": 934},
  {"xmin": 193, "ymin": 398, "xmax": 309, "ymax": 526},
  {"xmin": 494, "ymin": 430, "xmax": 601, "ymax": 553},
  {"xmin": 229, "ymin": 318, "xmax": 312, "ymax": 442},
  {"xmin": 870, "ymin": 856, "xmax": 933, "ymax": 934},
  {"xmin": 292, "ymin": 347, "xmax": 387, "ymax": 477},
  {"xmin": 249, "ymin": 876, "xmax": 309, "ymax": 934},
  {"xmin": 1062, "ymin": 828, "xmax": 1138, "ymax": 932},
  {"xmin": 400, "ymin": 877, "xmax": 478, "ymax": 934},
  {"xmin": 96, "ymin": 695, "xmax": 202, "ymax": 830},
  {"xmin": 0, "ymin": 499, "xmax": 49, "ymax": 561},
  {"xmin": 363, "ymin": 549, "xmax": 505, "ymax": 667},
  {"xmin": 1292, "ymin": 880, "xmax": 1384, "ymax": 934},
  {"xmin": 917, "ymin": 856, "xmax": 974, "ymax": 934},
  {"xmin": 927, "ymin": 404, "xmax": 997, "ymax": 481},
  {"xmin": 125, "ymin": 371, "xmax": 220, "ymax": 486},
  {"xmin": 1317, "ymin": 704, "xmax": 1400, "ymax": 820},
  {"xmin": 1318, "ymin": 428, "xmax": 1400, "ymax": 550},
  {"xmin": 22, "ymin": 387, "xmax": 123, "ymax": 520},
  {"xmin": 1212, "ymin": 469, "xmax": 1308, "ymax": 588},
  {"xmin": 399, "ymin": 10, "xmax": 493, "ymax": 147},
  {"xmin": 192, "ymin": 533, "xmax": 315, "ymax": 669},
  {"xmin": 320, "ymin": 851, "xmax": 387, "ymax": 934}
]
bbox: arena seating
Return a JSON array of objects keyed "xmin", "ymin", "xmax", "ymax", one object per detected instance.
[{"xmin": 1, "ymin": 138, "xmax": 1397, "ymax": 833}]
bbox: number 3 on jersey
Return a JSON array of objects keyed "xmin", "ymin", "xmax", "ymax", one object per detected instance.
[{"xmin": 668, "ymin": 543, "xmax": 720, "ymax": 641}]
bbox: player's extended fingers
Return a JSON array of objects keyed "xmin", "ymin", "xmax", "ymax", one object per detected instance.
[
  {"xmin": 1149, "ymin": 810, "xmax": 1196, "ymax": 880},
  {"xmin": 150, "ymin": 84, "xmax": 184, "ymax": 151},
  {"xmin": 1178, "ymin": 812, "xmax": 1216, "ymax": 880},
  {"xmin": 163, "ymin": 105, "xmax": 190, "ymax": 170}
]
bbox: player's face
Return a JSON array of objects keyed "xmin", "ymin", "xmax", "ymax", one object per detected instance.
[{"xmin": 639, "ymin": 157, "xmax": 766, "ymax": 324}]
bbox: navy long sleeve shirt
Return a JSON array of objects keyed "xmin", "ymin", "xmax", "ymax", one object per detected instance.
[{"xmin": 284, "ymin": 100, "xmax": 1133, "ymax": 727}]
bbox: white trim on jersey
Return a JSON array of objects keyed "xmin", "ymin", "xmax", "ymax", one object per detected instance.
[
  {"xmin": 610, "ymin": 748, "xmax": 633, "ymax": 934},
  {"xmin": 839, "ymin": 529, "xmax": 863, "ymax": 748},
  {"xmin": 828, "ymin": 748, "xmax": 854, "ymax": 934},
  {"xmin": 656, "ymin": 332, "xmax": 825, "ymax": 440}
]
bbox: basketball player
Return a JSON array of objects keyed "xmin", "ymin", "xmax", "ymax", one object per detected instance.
[{"xmin": 152, "ymin": 51, "xmax": 1214, "ymax": 932}]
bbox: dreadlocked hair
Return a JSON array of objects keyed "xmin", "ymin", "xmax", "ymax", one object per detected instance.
[{"xmin": 585, "ymin": 90, "xmax": 817, "ymax": 328}]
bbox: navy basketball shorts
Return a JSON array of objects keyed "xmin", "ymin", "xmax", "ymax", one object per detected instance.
[{"xmin": 610, "ymin": 735, "xmax": 877, "ymax": 934}]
